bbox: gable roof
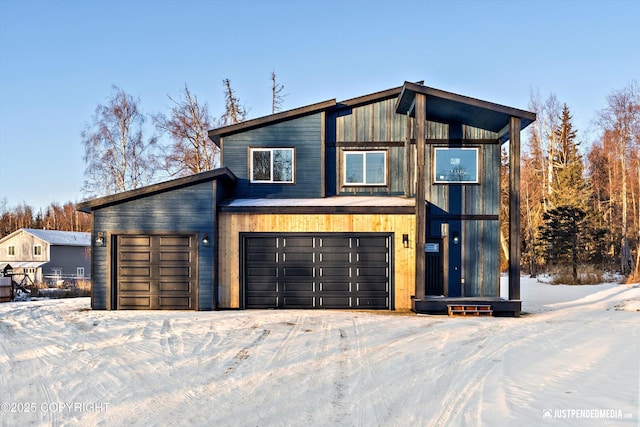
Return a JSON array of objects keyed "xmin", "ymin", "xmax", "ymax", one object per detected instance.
[
  {"xmin": 208, "ymin": 81, "xmax": 535, "ymax": 144},
  {"xmin": 395, "ymin": 81, "xmax": 536, "ymax": 142},
  {"xmin": 0, "ymin": 228, "xmax": 90, "ymax": 246},
  {"xmin": 76, "ymin": 167, "xmax": 237, "ymax": 213}
]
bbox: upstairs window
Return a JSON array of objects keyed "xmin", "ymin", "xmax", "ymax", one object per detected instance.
[
  {"xmin": 434, "ymin": 147, "xmax": 479, "ymax": 184},
  {"xmin": 343, "ymin": 150, "xmax": 387, "ymax": 186},
  {"xmin": 8, "ymin": 245, "xmax": 15, "ymax": 256},
  {"xmin": 250, "ymin": 148, "xmax": 294, "ymax": 183},
  {"xmin": 33, "ymin": 245, "xmax": 43, "ymax": 257}
]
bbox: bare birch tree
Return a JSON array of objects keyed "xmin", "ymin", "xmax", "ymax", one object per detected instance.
[
  {"xmin": 81, "ymin": 86, "xmax": 158, "ymax": 197},
  {"xmin": 597, "ymin": 82, "xmax": 640, "ymax": 275},
  {"xmin": 270, "ymin": 70, "xmax": 287, "ymax": 114},
  {"xmin": 220, "ymin": 78, "xmax": 247, "ymax": 126},
  {"xmin": 153, "ymin": 84, "xmax": 218, "ymax": 176}
]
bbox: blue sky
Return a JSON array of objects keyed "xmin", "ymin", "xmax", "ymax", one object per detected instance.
[{"xmin": 1, "ymin": 0, "xmax": 638, "ymax": 211}]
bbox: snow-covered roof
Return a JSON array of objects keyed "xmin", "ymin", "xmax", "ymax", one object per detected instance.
[
  {"xmin": 16, "ymin": 229, "xmax": 90, "ymax": 246},
  {"xmin": 220, "ymin": 196, "xmax": 416, "ymax": 208}
]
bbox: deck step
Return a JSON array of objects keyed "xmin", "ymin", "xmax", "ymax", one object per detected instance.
[{"xmin": 447, "ymin": 304, "xmax": 493, "ymax": 317}]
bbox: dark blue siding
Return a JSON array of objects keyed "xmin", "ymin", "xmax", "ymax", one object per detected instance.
[
  {"xmin": 222, "ymin": 114, "xmax": 323, "ymax": 198},
  {"xmin": 91, "ymin": 181, "xmax": 216, "ymax": 310}
]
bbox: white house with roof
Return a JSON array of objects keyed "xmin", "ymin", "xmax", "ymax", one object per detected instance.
[{"xmin": 0, "ymin": 228, "xmax": 91, "ymax": 285}]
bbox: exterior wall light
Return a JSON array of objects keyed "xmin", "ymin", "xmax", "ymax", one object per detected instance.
[
  {"xmin": 452, "ymin": 231, "xmax": 460, "ymax": 245},
  {"xmin": 95, "ymin": 232, "xmax": 105, "ymax": 247},
  {"xmin": 402, "ymin": 234, "xmax": 409, "ymax": 248},
  {"xmin": 202, "ymin": 234, "xmax": 210, "ymax": 247}
]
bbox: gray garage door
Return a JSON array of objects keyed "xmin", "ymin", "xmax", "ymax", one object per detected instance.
[
  {"xmin": 116, "ymin": 234, "xmax": 197, "ymax": 310},
  {"xmin": 243, "ymin": 233, "xmax": 392, "ymax": 309}
]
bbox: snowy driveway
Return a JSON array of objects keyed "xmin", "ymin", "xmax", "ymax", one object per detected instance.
[{"xmin": 0, "ymin": 280, "xmax": 638, "ymax": 426}]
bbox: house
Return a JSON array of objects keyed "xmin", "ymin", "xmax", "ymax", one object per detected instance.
[
  {"xmin": 0, "ymin": 228, "xmax": 91, "ymax": 286},
  {"xmin": 77, "ymin": 81, "xmax": 535, "ymax": 315}
]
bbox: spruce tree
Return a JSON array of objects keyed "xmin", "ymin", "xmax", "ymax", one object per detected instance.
[{"xmin": 538, "ymin": 104, "xmax": 607, "ymax": 282}]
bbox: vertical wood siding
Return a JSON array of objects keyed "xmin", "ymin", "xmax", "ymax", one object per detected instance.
[
  {"xmin": 218, "ymin": 213, "xmax": 416, "ymax": 310},
  {"xmin": 222, "ymin": 114, "xmax": 323, "ymax": 198},
  {"xmin": 91, "ymin": 182, "xmax": 216, "ymax": 310}
]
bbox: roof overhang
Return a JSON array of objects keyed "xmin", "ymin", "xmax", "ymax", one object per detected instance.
[
  {"xmin": 395, "ymin": 81, "xmax": 536, "ymax": 142},
  {"xmin": 76, "ymin": 167, "xmax": 237, "ymax": 213}
]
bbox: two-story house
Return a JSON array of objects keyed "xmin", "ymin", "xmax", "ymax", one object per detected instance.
[
  {"xmin": 0, "ymin": 228, "xmax": 91, "ymax": 285},
  {"xmin": 77, "ymin": 81, "xmax": 535, "ymax": 315}
]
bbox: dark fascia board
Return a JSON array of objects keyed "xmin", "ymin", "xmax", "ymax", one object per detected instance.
[
  {"xmin": 335, "ymin": 86, "xmax": 403, "ymax": 109},
  {"xmin": 396, "ymin": 81, "xmax": 536, "ymax": 138},
  {"xmin": 208, "ymin": 99, "xmax": 337, "ymax": 145},
  {"xmin": 76, "ymin": 167, "xmax": 237, "ymax": 213}
]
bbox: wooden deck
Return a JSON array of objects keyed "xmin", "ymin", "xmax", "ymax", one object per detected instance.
[{"xmin": 412, "ymin": 296, "xmax": 521, "ymax": 317}]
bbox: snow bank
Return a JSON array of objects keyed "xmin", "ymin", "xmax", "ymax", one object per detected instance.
[{"xmin": 0, "ymin": 278, "xmax": 638, "ymax": 426}]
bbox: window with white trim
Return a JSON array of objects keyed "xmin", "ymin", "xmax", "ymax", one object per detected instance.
[
  {"xmin": 343, "ymin": 150, "xmax": 387, "ymax": 185},
  {"xmin": 8, "ymin": 245, "xmax": 15, "ymax": 257},
  {"xmin": 250, "ymin": 148, "xmax": 294, "ymax": 183},
  {"xmin": 33, "ymin": 245, "xmax": 42, "ymax": 257},
  {"xmin": 77, "ymin": 267, "xmax": 85, "ymax": 278}
]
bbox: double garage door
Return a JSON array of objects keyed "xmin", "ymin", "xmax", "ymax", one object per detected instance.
[
  {"xmin": 243, "ymin": 233, "xmax": 392, "ymax": 309},
  {"xmin": 115, "ymin": 234, "xmax": 197, "ymax": 310}
]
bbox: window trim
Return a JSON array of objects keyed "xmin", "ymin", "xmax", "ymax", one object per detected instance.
[
  {"xmin": 433, "ymin": 147, "xmax": 480, "ymax": 184},
  {"xmin": 8, "ymin": 245, "xmax": 15, "ymax": 257},
  {"xmin": 342, "ymin": 150, "xmax": 388, "ymax": 186},
  {"xmin": 33, "ymin": 245, "xmax": 43, "ymax": 257},
  {"xmin": 249, "ymin": 147, "xmax": 295, "ymax": 184}
]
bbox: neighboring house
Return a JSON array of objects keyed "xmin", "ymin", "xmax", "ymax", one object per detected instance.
[
  {"xmin": 0, "ymin": 228, "xmax": 91, "ymax": 285},
  {"xmin": 78, "ymin": 81, "xmax": 535, "ymax": 315}
]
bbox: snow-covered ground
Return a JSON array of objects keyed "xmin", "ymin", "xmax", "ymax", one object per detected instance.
[{"xmin": 0, "ymin": 277, "xmax": 638, "ymax": 427}]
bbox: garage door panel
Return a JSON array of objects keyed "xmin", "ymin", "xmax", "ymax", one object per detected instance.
[
  {"xmin": 159, "ymin": 281, "xmax": 191, "ymax": 292},
  {"xmin": 357, "ymin": 297, "xmax": 388, "ymax": 307},
  {"xmin": 119, "ymin": 281, "xmax": 152, "ymax": 292},
  {"xmin": 356, "ymin": 281, "xmax": 388, "ymax": 292},
  {"xmin": 357, "ymin": 252, "xmax": 388, "ymax": 263},
  {"xmin": 159, "ymin": 251, "xmax": 191, "ymax": 262},
  {"xmin": 320, "ymin": 296, "xmax": 352, "ymax": 308},
  {"xmin": 120, "ymin": 266, "xmax": 151, "ymax": 277},
  {"xmin": 319, "ymin": 282, "xmax": 350, "ymax": 292},
  {"xmin": 119, "ymin": 296, "xmax": 152, "ymax": 309},
  {"xmin": 320, "ymin": 252, "xmax": 351, "ymax": 263},
  {"xmin": 247, "ymin": 267, "xmax": 278, "ymax": 277},
  {"xmin": 244, "ymin": 233, "xmax": 391, "ymax": 309},
  {"xmin": 246, "ymin": 281, "xmax": 278, "ymax": 292},
  {"xmin": 282, "ymin": 296, "xmax": 315, "ymax": 308},
  {"xmin": 320, "ymin": 267, "xmax": 351, "ymax": 278},
  {"xmin": 159, "ymin": 296, "xmax": 193, "ymax": 309},
  {"xmin": 356, "ymin": 237, "xmax": 388, "ymax": 248},
  {"xmin": 119, "ymin": 236, "xmax": 151, "ymax": 247},
  {"xmin": 319, "ymin": 237, "xmax": 351, "ymax": 248},
  {"xmin": 283, "ymin": 237, "xmax": 315, "ymax": 248},
  {"xmin": 247, "ymin": 295, "xmax": 279, "ymax": 308},
  {"xmin": 283, "ymin": 267, "xmax": 314, "ymax": 277},
  {"xmin": 283, "ymin": 252, "xmax": 314, "ymax": 263},
  {"xmin": 282, "ymin": 281, "xmax": 314, "ymax": 292},
  {"xmin": 159, "ymin": 236, "xmax": 191, "ymax": 247},
  {"xmin": 159, "ymin": 266, "xmax": 191, "ymax": 277},
  {"xmin": 119, "ymin": 251, "xmax": 151, "ymax": 262}
]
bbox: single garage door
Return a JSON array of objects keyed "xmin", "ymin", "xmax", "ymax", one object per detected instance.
[
  {"xmin": 116, "ymin": 234, "xmax": 197, "ymax": 309},
  {"xmin": 243, "ymin": 233, "xmax": 392, "ymax": 309}
]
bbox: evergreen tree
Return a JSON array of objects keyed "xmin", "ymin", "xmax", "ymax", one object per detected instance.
[{"xmin": 538, "ymin": 104, "xmax": 607, "ymax": 281}]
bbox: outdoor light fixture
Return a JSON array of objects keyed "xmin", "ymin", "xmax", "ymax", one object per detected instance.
[
  {"xmin": 95, "ymin": 232, "xmax": 105, "ymax": 247},
  {"xmin": 402, "ymin": 234, "xmax": 409, "ymax": 248},
  {"xmin": 452, "ymin": 231, "xmax": 460, "ymax": 245},
  {"xmin": 202, "ymin": 234, "xmax": 210, "ymax": 247}
]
